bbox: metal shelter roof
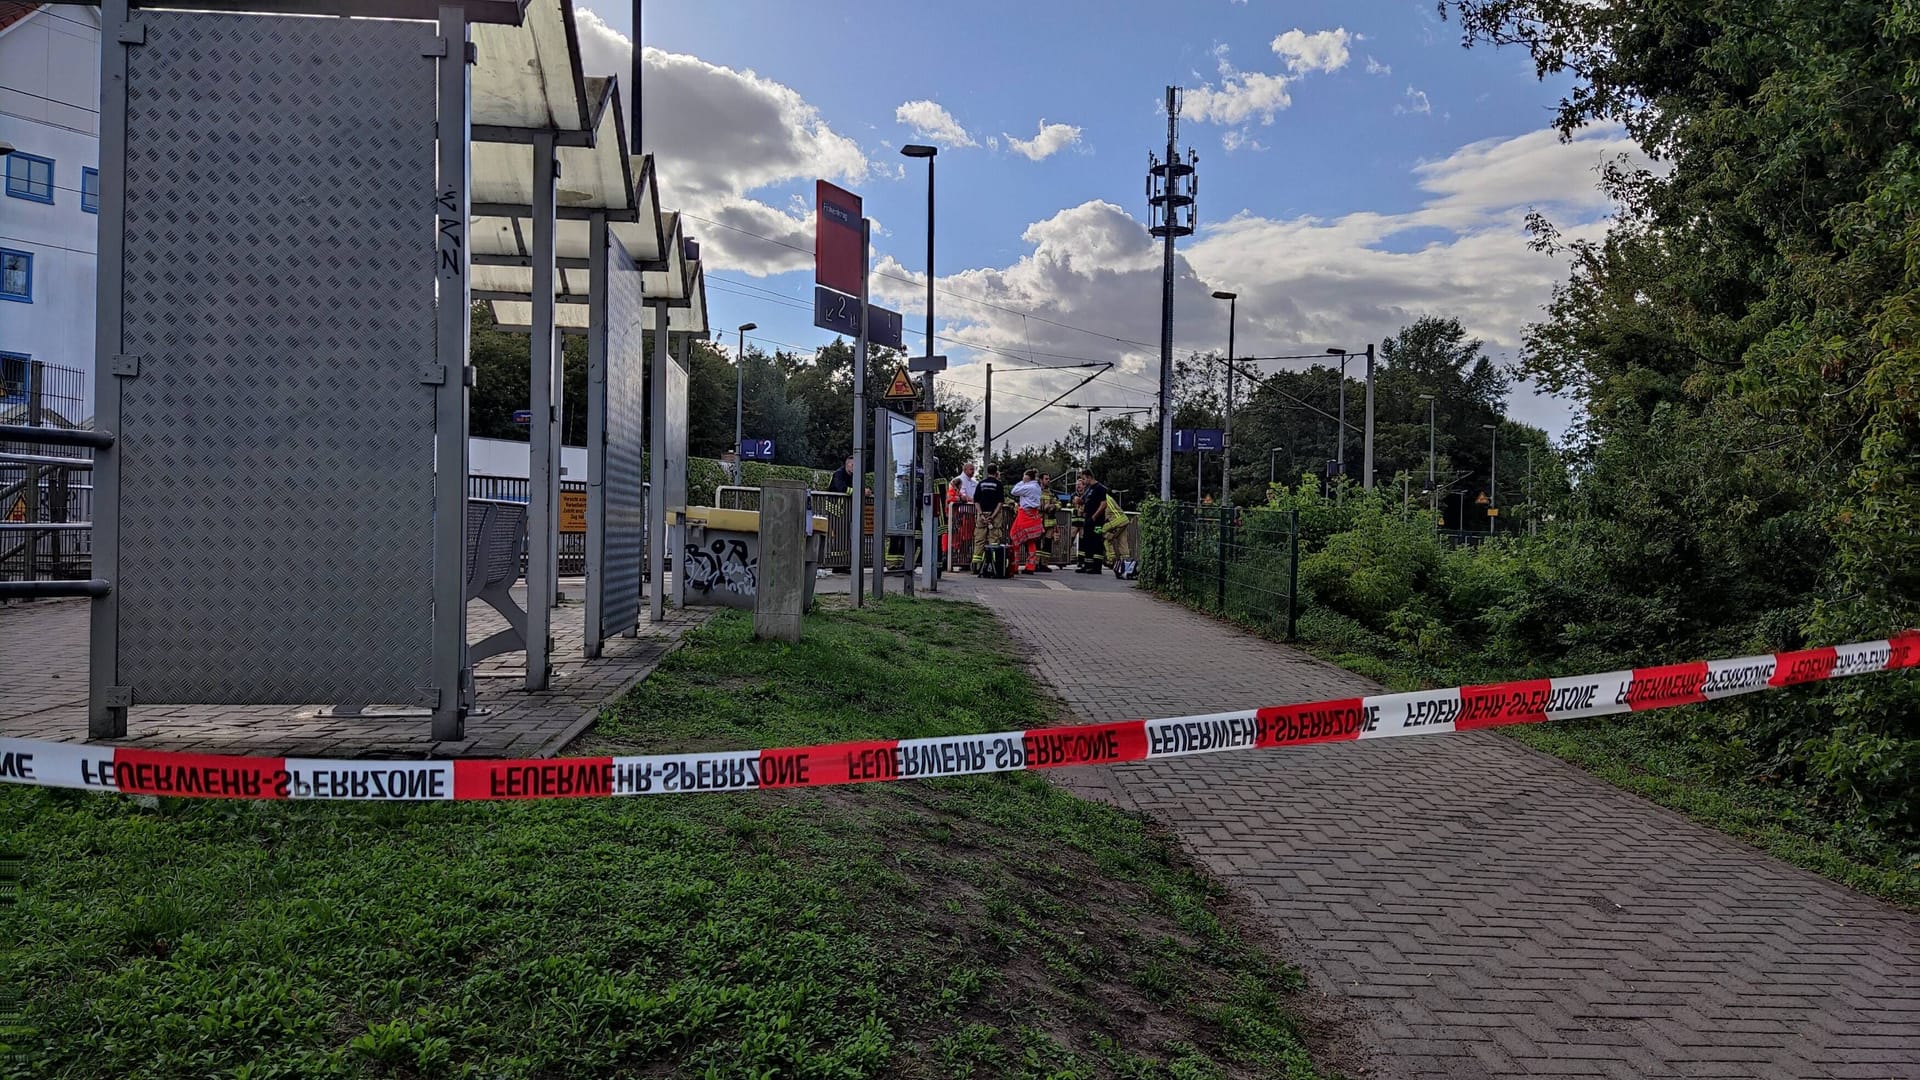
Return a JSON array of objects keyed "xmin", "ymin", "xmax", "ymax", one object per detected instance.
[
  {"xmin": 488, "ymin": 260, "xmax": 708, "ymax": 336},
  {"xmin": 466, "ymin": 0, "xmax": 707, "ymax": 335},
  {"xmin": 471, "ymin": 0, "xmax": 589, "ymax": 134}
]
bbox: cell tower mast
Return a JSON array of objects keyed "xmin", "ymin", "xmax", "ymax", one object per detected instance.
[{"xmin": 1148, "ymin": 86, "xmax": 1197, "ymax": 501}]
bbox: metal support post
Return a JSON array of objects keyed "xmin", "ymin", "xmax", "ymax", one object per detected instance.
[
  {"xmin": 1222, "ymin": 297, "xmax": 1235, "ymax": 505},
  {"xmin": 1336, "ymin": 353, "xmax": 1347, "ymax": 476},
  {"xmin": 1427, "ymin": 397, "xmax": 1437, "ymax": 511},
  {"xmin": 922, "ymin": 155, "xmax": 938, "ymax": 594},
  {"xmin": 1362, "ymin": 343, "xmax": 1375, "ymax": 490},
  {"xmin": 983, "ymin": 363, "xmax": 992, "ymax": 464},
  {"xmin": 669, "ymin": 332, "xmax": 689, "ymax": 612},
  {"xmin": 1488, "ymin": 422, "xmax": 1499, "ymax": 536},
  {"xmin": 1156, "ymin": 96, "xmax": 1177, "ymax": 502},
  {"xmin": 648, "ymin": 301, "xmax": 670, "ymax": 622},
  {"xmin": 1215, "ymin": 507, "xmax": 1228, "ymax": 614},
  {"xmin": 870, "ymin": 408, "xmax": 887, "ymax": 600},
  {"xmin": 583, "ymin": 212, "xmax": 609, "ymax": 658},
  {"xmin": 23, "ymin": 361, "xmax": 43, "ymax": 581},
  {"xmin": 1286, "ymin": 509, "xmax": 1300, "ymax": 640},
  {"xmin": 430, "ymin": 2, "xmax": 474, "ymax": 738},
  {"xmin": 87, "ymin": 0, "xmax": 131, "ymax": 738},
  {"xmin": 851, "ymin": 220, "xmax": 870, "ymax": 607},
  {"xmin": 525, "ymin": 129, "xmax": 557, "ymax": 689}
]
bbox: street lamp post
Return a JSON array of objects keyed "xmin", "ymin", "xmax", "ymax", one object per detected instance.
[
  {"xmin": 1419, "ymin": 393, "xmax": 1436, "ymax": 512},
  {"xmin": 1322, "ymin": 344, "xmax": 1377, "ymax": 489},
  {"xmin": 902, "ymin": 144, "xmax": 938, "ymax": 591},
  {"xmin": 734, "ymin": 322, "xmax": 756, "ymax": 460},
  {"xmin": 1211, "ymin": 290, "xmax": 1237, "ymax": 505},
  {"xmin": 1268, "ymin": 446, "xmax": 1286, "ymax": 488},
  {"xmin": 1327, "ymin": 348, "xmax": 1349, "ymax": 479},
  {"xmin": 1484, "ymin": 421, "xmax": 1499, "ymax": 535},
  {"xmin": 1072, "ymin": 405, "xmax": 1152, "ymax": 470}
]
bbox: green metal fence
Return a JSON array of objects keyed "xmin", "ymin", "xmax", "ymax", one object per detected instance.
[{"xmin": 1168, "ymin": 503, "xmax": 1300, "ymax": 639}]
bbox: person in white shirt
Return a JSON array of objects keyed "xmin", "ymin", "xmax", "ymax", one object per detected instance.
[
  {"xmin": 1008, "ymin": 469, "xmax": 1049, "ymax": 573},
  {"xmin": 949, "ymin": 462, "xmax": 980, "ymax": 571}
]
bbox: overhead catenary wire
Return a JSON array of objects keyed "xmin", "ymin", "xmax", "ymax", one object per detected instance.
[{"xmin": 707, "ymin": 275, "xmax": 1166, "ymax": 400}]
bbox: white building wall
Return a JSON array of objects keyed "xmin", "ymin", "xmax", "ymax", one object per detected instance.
[
  {"xmin": 471, "ymin": 436, "xmax": 586, "ymax": 482},
  {"xmin": 0, "ymin": 5, "xmax": 101, "ymax": 421}
]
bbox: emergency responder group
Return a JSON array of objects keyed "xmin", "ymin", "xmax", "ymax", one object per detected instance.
[{"xmin": 945, "ymin": 463, "xmax": 1133, "ymax": 576}]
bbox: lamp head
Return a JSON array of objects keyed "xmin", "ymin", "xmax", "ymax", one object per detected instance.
[
  {"xmin": 900, "ymin": 144, "xmax": 938, "ymax": 158},
  {"xmin": 1210, "ymin": 290, "xmax": 1237, "ymax": 301},
  {"xmin": 737, "ymin": 322, "xmax": 757, "ymax": 333},
  {"xmin": 1326, "ymin": 347, "xmax": 1347, "ymax": 356}
]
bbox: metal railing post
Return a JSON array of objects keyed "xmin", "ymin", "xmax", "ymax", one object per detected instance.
[
  {"xmin": 1216, "ymin": 506, "xmax": 1229, "ymax": 615},
  {"xmin": 1286, "ymin": 508, "xmax": 1300, "ymax": 640}
]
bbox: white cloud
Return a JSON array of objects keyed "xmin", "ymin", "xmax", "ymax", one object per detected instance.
[
  {"xmin": 870, "ymin": 126, "xmax": 1649, "ymax": 444},
  {"xmin": 1186, "ymin": 30, "xmax": 1352, "ymax": 126},
  {"xmin": 1221, "ymin": 128, "xmax": 1267, "ymax": 153},
  {"xmin": 1004, "ymin": 120, "xmax": 1083, "ymax": 161},
  {"xmin": 986, "ymin": 135, "xmax": 1001, "ymax": 152},
  {"xmin": 573, "ymin": 12, "xmax": 867, "ymax": 275},
  {"xmin": 1365, "ymin": 55, "xmax": 1391, "ymax": 76},
  {"xmin": 1185, "ymin": 70, "xmax": 1293, "ymax": 125},
  {"xmin": 895, "ymin": 99, "xmax": 978, "ymax": 148},
  {"xmin": 1396, "ymin": 86, "xmax": 1433, "ymax": 116},
  {"xmin": 1270, "ymin": 28, "xmax": 1351, "ymax": 74}
]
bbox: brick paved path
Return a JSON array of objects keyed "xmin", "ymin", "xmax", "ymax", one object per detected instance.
[
  {"xmin": 0, "ymin": 583, "xmax": 709, "ymax": 758},
  {"xmin": 944, "ymin": 571, "xmax": 1920, "ymax": 1080}
]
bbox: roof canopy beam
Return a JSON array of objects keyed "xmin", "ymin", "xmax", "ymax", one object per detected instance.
[
  {"xmin": 472, "ymin": 125, "xmax": 596, "ymax": 147},
  {"xmin": 473, "ymin": 202, "xmax": 638, "ymax": 223},
  {"xmin": 474, "ymin": 253, "xmax": 592, "ymax": 270}
]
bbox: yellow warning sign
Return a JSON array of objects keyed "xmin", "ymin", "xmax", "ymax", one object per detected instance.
[
  {"xmin": 559, "ymin": 490, "xmax": 587, "ymax": 533},
  {"xmin": 885, "ymin": 367, "xmax": 918, "ymax": 399},
  {"xmin": 914, "ymin": 410, "xmax": 940, "ymax": 433},
  {"xmin": 3, "ymin": 499, "xmax": 22, "ymax": 523}
]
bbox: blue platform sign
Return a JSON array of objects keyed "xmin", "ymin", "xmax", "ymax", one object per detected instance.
[
  {"xmin": 813, "ymin": 286, "xmax": 904, "ymax": 351},
  {"xmin": 740, "ymin": 438, "xmax": 776, "ymax": 462},
  {"xmin": 1174, "ymin": 428, "xmax": 1222, "ymax": 453},
  {"xmin": 512, "ymin": 409, "xmax": 532, "ymax": 425}
]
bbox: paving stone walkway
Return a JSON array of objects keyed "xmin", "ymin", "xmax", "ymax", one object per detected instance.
[
  {"xmin": 0, "ymin": 581, "xmax": 709, "ymax": 758},
  {"xmin": 943, "ymin": 570, "xmax": 1920, "ymax": 1080}
]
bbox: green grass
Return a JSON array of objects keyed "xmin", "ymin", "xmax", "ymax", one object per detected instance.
[
  {"xmin": 1300, "ymin": 641, "xmax": 1920, "ymax": 910},
  {"xmin": 1, "ymin": 599, "xmax": 1333, "ymax": 1079}
]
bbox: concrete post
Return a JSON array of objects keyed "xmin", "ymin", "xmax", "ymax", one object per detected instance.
[{"xmin": 754, "ymin": 478, "xmax": 808, "ymax": 642}]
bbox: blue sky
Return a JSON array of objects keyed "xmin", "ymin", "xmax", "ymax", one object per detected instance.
[{"xmin": 577, "ymin": 1, "xmax": 1628, "ymax": 444}]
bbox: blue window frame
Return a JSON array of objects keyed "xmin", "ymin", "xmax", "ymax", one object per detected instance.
[
  {"xmin": 0, "ymin": 248, "xmax": 31, "ymax": 303},
  {"xmin": 4, "ymin": 152, "xmax": 54, "ymax": 204},
  {"xmin": 0, "ymin": 352, "xmax": 28, "ymax": 406},
  {"xmin": 82, "ymin": 167, "xmax": 99, "ymax": 213}
]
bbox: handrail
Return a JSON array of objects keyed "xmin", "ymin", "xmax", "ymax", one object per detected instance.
[
  {"xmin": 0, "ymin": 579, "xmax": 109, "ymax": 599},
  {"xmin": 0, "ymin": 451, "xmax": 95, "ymax": 470},
  {"xmin": 0, "ymin": 425, "xmax": 113, "ymax": 449}
]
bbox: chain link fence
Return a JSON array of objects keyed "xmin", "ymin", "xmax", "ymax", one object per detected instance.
[{"xmin": 1165, "ymin": 503, "xmax": 1301, "ymax": 640}]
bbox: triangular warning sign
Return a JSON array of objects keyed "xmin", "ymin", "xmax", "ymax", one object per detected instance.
[
  {"xmin": 3, "ymin": 499, "xmax": 23, "ymax": 522},
  {"xmin": 885, "ymin": 367, "xmax": 917, "ymax": 399}
]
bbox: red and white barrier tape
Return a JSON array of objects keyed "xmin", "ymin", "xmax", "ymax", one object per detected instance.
[{"xmin": 2, "ymin": 634, "xmax": 1915, "ymax": 802}]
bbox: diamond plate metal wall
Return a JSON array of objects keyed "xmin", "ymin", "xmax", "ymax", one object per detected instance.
[
  {"xmin": 599, "ymin": 236, "xmax": 646, "ymax": 639},
  {"xmin": 664, "ymin": 354, "xmax": 689, "ymax": 517},
  {"xmin": 111, "ymin": 13, "xmax": 439, "ymax": 704}
]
